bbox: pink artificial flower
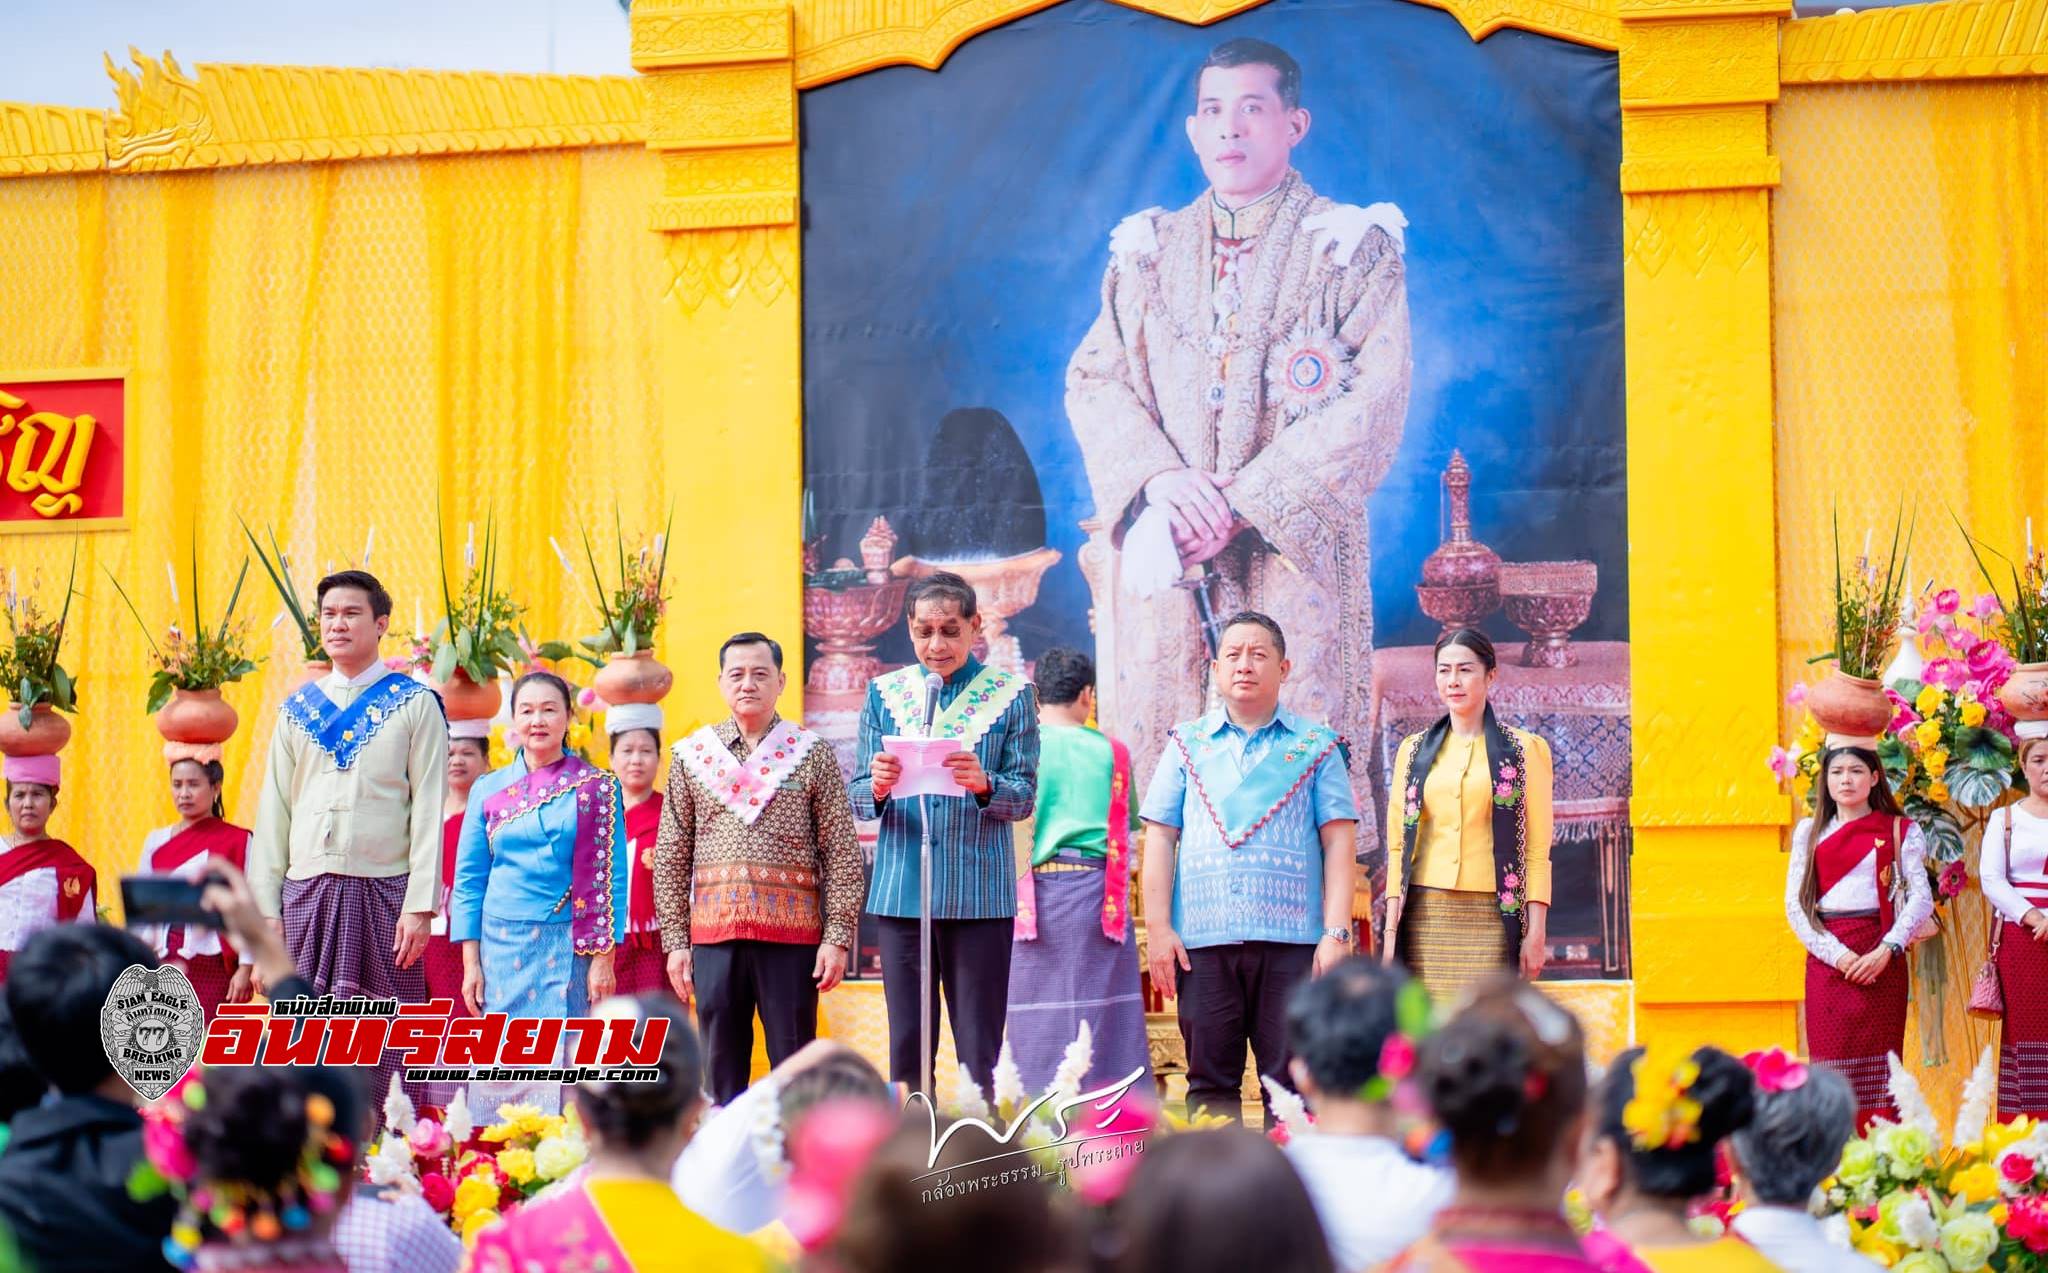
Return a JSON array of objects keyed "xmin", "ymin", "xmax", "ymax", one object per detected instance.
[
  {"xmin": 1266, "ymin": 1121, "xmax": 1291, "ymax": 1148},
  {"xmin": 1969, "ymin": 640, "xmax": 2016, "ymax": 684},
  {"xmin": 1950, "ymin": 624, "xmax": 1983, "ymax": 656},
  {"xmin": 1885, "ymin": 690, "xmax": 1919, "ymax": 737},
  {"xmin": 1935, "ymin": 588, "xmax": 1962, "ymax": 615},
  {"xmin": 1786, "ymin": 683, "xmax": 1808, "ymax": 708},
  {"xmin": 1974, "ymin": 592, "xmax": 2004, "ymax": 622},
  {"xmin": 1499, "ymin": 765, "xmax": 1519, "ymax": 782},
  {"xmin": 142, "ymin": 1112, "xmax": 197, "ymax": 1182},
  {"xmin": 1494, "ymin": 781, "xmax": 1513, "ymax": 799},
  {"xmin": 578, "ymin": 687, "xmax": 598, "ymax": 709},
  {"xmin": 1379, "ymin": 1034, "xmax": 1418, "ymax": 1081},
  {"xmin": 420, "ymin": 1172, "xmax": 455, "ymax": 1213},
  {"xmin": 1940, "ymin": 860, "xmax": 1969, "ymax": 898},
  {"xmin": 1768, "ymin": 747, "xmax": 1797, "ymax": 782},
  {"xmin": 383, "ymin": 655, "xmax": 408, "ymax": 672},
  {"xmin": 2004, "ymin": 1152, "xmax": 2039, "ymax": 1186},
  {"xmin": 2014, "ymin": 1194, "xmax": 2048, "ymax": 1254},
  {"xmin": 1740, "ymin": 1047, "xmax": 1810, "ymax": 1094},
  {"xmin": 406, "ymin": 1116, "xmax": 451, "ymax": 1160},
  {"xmin": 784, "ymin": 1100, "xmax": 896, "ymax": 1252},
  {"xmin": 1923, "ymin": 658, "xmax": 1971, "ymax": 693},
  {"xmin": 1069, "ymin": 1092, "xmax": 1154, "ymax": 1206}
]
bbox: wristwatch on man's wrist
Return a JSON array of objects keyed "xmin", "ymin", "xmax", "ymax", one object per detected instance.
[
  {"xmin": 1322, "ymin": 926, "xmax": 1352, "ymax": 944},
  {"xmin": 1882, "ymin": 939, "xmax": 1905, "ymax": 957}
]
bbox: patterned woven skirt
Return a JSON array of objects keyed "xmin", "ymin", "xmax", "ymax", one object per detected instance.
[
  {"xmin": 282, "ymin": 874, "xmax": 427, "ymax": 1111},
  {"xmin": 172, "ymin": 954, "xmax": 236, "ymax": 1022},
  {"xmin": 1997, "ymin": 920, "xmax": 2048, "ymax": 1118},
  {"xmin": 1400, "ymin": 887, "xmax": 1513, "ymax": 1008},
  {"xmin": 615, "ymin": 930, "xmax": 670, "ymax": 996},
  {"xmin": 478, "ymin": 915, "xmax": 590, "ymax": 1114},
  {"xmin": 1805, "ymin": 913, "xmax": 1908, "ymax": 1131},
  {"xmin": 1006, "ymin": 860, "xmax": 1152, "ymax": 1094},
  {"xmin": 422, "ymin": 934, "xmax": 472, "ymax": 1017}
]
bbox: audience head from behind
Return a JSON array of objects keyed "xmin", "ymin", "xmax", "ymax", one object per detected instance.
[
  {"xmin": 569, "ymin": 993, "xmax": 709, "ymax": 1172},
  {"xmin": 778, "ymin": 1047, "xmax": 890, "ymax": 1134},
  {"xmin": 1417, "ymin": 974, "xmax": 1590, "ymax": 1199},
  {"xmin": 1582, "ymin": 1043, "xmax": 1757, "ymax": 1214},
  {"xmin": 1109, "ymin": 1127, "xmax": 1335, "ymax": 1273},
  {"xmin": 164, "ymin": 1064, "xmax": 365, "ymax": 1244},
  {"xmin": 1285, "ymin": 955, "xmax": 1427, "ymax": 1124},
  {"xmin": 6, "ymin": 924, "xmax": 158, "ymax": 1100},
  {"xmin": 0, "ymin": 1001, "xmax": 49, "ymax": 1127},
  {"xmin": 829, "ymin": 1115, "xmax": 1084, "ymax": 1273},
  {"xmin": 1727, "ymin": 1056, "xmax": 1857, "ymax": 1206}
]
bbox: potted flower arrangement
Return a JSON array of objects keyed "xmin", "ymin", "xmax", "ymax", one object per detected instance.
[
  {"xmin": 0, "ymin": 543, "xmax": 80, "ymax": 757},
  {"xmin": 239, "ymin": 520, "xmax": 329, "ymax": 683},
  {"xmin": 545, "ymin": 512, "xmax": 673, "ymax": 707},
  {"xmin": 365, "ymin": 1089, "xmax": 589, "ymax": 1245},
  {"xmin": 1807, "ymin": 509, "xmax": 1915, "ymax": 740},
  {"xmin": 108, "ymin": 549, "xmax": 264, "ymax": 747},
  {"xmin": 1959, "ymin": 520, "xmax": 2048, "ymax": 723},
  {"xmin": 430, "ymin": 512, "xmax": 528, "ymax": 722}
]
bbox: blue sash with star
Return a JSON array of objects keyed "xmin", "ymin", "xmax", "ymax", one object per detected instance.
[
  {"xmin": 280, "ymin": 671, "xmax": 444, "ymax": 770},
  {"xmin": 1171, "ymin": 722, "xmax": 1339, "ymax": 849}
]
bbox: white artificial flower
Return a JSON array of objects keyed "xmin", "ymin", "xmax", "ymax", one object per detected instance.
[
  {"xmin": 1953, "ymin": 1046, "xmax": 1998, "ymax": 1150},
  {"xmin": 1261, "ymin": 1076, "xmax": 1310, "ymax": 1139},
  {"xmin": 366, "ymin": 1135, "xmax": 421, "ymax": 1194},
  {"xmin": 1046, "ymin": 1020, "xmax": 1095, "ymax": 1102},
  {"xmin": 952, "ymin": 1061, "xmax": 989, "ymax": 1120},
  {"xmin": 382, "ymin": 1083, "xmax": 416, "ymax": 1136},
  {"xmin": 1821, "ymin": 1213, "xmax": 1853, "ymax": 1248},
  {"xmin": 992, "ymin": 1038, "xmax": 1025, "ymax": 1114},
  {"xmin": 1887, "ymin": 1052, "xmax": 1941, "ymax": 1148},
  {"xmin": 749, "ymin": 1076, "xmax": 789, "ymax": 1185},
  {"xmin": 444, "ymin": 1089, "xmax": 473, "ymax": 1145}
]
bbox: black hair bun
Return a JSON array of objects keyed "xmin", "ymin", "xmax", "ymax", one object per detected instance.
[
  {"xmin": 1687, "ymin": 1047, "xmax": 1757, "ymax": 1145},
  {"xmin": 185, "ymin": 1068, "xmax": 310, "ymax": 1191},
  {"xmin": 1423, "ymin": 1022, "xmax": 1534, "ymax": 1138}
]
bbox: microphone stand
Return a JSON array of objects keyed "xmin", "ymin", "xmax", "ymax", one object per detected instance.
[{"xmin": 920, "ymin": 787, "xmax": 934, "ymax": 1100}]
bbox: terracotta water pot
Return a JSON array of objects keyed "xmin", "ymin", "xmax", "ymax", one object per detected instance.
[
  {"xmin": 434, "ymin": 668, "xmax": 502, "ymax": 722},
  {"xmin": 592, "ymin": 650, "xmax": 673, "ymax": 706},
  {"xmin": 155, "ymin": 688, "xmax": 239, "ymax": 746},
  {"xmin": 0, "ymin": 704, "xmax": 71, "ymax": 758},
  {"xmin": 1807, "ymin": 668, "xmax": 1892, "ymax": 740},
  {"xmin": 2001, "ymin": 662, "xmax": 2048, "ymax": 723}
]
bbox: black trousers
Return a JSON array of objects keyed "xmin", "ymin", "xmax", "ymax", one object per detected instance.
[
  {"xmin": 692, "ymin": 939, "xmax": 819, "ymax": 1104},
  {"xmin": 1175, "ymin": 941, "xmax": 1316, "ymax": 1124},
  {"xmin": 875, "ymin": 915, "xmax": 1014, "ymax": 1095}
]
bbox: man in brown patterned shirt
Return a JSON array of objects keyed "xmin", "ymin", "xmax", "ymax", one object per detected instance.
[{"xmin": 653, "ymin": 631, "xmax": 865, "ymax": 1101}]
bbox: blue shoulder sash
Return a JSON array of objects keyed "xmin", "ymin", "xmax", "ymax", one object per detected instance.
[
  {"xmin": 280, "ymin": 671, "xmax": 444, "ymax": 771},
  {"xmin": 1171, "ymin": 721, "xmax": 1338, "ymax": 848}
]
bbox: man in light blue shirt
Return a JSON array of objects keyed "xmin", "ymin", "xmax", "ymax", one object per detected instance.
[{"xmin": 1139, "ymin": 610, "xmax": 1357, "ymax": 1123}]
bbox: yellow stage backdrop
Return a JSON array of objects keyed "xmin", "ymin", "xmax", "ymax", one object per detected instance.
[{"xmin": 0, "ymin": 0, "xmax": 2045, "ymax": 1083}]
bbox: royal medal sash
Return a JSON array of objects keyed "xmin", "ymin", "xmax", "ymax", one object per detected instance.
[
  {"xmin": 280, "ymin": 670, "xmax": 444, "ymax": 771},
  {"xmin": 1172, "ymin": 721, "xmax": 1338, "ymax": 849},
  {"xmin": 676, "ymin": 719, "xmax": 817, "ymax": 828},
  {"xmin": 481, "ymin": 755, "xmax": 620, "ymax": 955},
  {"xmin": 874, "ymin": 663, "xmax": 1026, "ymax": 749},
  {"xmin": 1015, "ymin": 736, "xmax": 1134, "ymax": 944}
]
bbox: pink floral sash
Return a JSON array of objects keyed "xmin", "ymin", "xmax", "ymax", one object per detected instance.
[
  {"xmin": 1016, "ymin": 736, "xmax": 1133, "ymax": 944},
  {"xmin": 675, "ymin": 719, "xmax": 816, "ymax": 826}
]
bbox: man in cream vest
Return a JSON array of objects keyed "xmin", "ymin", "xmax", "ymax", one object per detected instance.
[
  {"xmin": 1066, "ymin": 36, "xmax": 1411, "ymax": 861},
  {"xmin": 249, "ymin": 569, "xmax": 447, "ymax": 1104}
]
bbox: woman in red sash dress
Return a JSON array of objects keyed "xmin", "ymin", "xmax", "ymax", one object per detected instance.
[
  {"xmin": 1784, "ymin": 743, "xmax": 1932, "ymax": 1129},
  {"xmin": 136, "ymin": 756, "xmax": 254, "ymax": 1019},
  {"xmin": 608, "ymin": 703, "xmax": 669, "ymax": 994},
  {"xmin": 0, "ymin": 754, "xmax": 96, "ymax": 986},
  {"xmin": 425, "ymin": 721, "xmax": 494, "ymax": 1016}
]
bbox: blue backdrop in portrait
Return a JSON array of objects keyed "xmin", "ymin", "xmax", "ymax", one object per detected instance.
[{"xmin": 800, "ymin": 0, "xmax": 1623, "ymax": 665}]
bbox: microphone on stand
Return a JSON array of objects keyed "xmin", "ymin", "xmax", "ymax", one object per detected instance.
[{"xmin": 922, "ymin": 670, "xmax": 944, "ymax": 737}]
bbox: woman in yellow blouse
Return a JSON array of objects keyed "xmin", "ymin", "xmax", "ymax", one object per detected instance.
[{"xmin": 1382, "ymin": 628, "xmax": 1554, "ymax": 1002}]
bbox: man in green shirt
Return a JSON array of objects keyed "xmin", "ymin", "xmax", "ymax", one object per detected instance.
[{"xmin": 1004, "ymin": 648, "xmax": 1152, "ymax": 1094}]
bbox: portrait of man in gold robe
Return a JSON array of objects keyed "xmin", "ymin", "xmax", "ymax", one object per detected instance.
[{"xmin": 1066, "ymin": 35, "xmax": 1413, "ymax": 850}]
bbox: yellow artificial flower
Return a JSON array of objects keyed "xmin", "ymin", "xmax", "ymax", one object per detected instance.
[
  {"xmin": 1161, "ymin": 1107, "xmax": 1234, "ymax": 1132},
  {"xmin": 460, "ymin": 1209, "xmax": 496, "ymax": 1248},
  {"xmin": 1795, "ymin": 716, "xmax": 1826, "ymax": 756},
  {"xmin": 1961, "ymin": 701, "xmax": 1988, "ymax": 728},
  {"xmin": 1915, "ymin": 720, "xmax": 1944, "ymax": 750},
  {"xmin": 1930, "ymin": 780, "xmax": 1951, "ymax": 804},
  {"xmin": 451, "ymin": 1173, "xmax": 500, "ymax": 1222},
  {"xmin": 1924, "ymin": 748, "xmax": 1950, "ymax": 777},
  {"xmin": 1950, "ymin": 1162, "xmax": 2001, "ymax": 1204},
  {"xmin": 1993, "ymin": 1203, "xmax": 2011, "ymax": 1227},
  {"xmin": 1916, "ymin": 684, "xmax": 1946, "ymax": 717},
  {"xmin": 1622, "ymin": 1045, "xmax": 1704, "ymax": 1150},
  {"xmin": 1983, "ymin": 1117, "xmax": 2034, "ymax": 1158},
  {"xmin": 495, "ymin": 1147, "xmax": 536, "ymax": 1185},
  {"xmin": 1852, "ymin": 1224, "xmax": 1906, "ymax": 1266},
  {"xmin": 487, "ymin": 727, "xmax": 514, "ymax": 772}
]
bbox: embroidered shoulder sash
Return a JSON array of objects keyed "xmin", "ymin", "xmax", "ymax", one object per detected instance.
[
  {"xmin": 0, "ymin": 838, "xmax": 95, "ymax": 921},
  {"xmin": 874, "ymin": 664, "xmax": 1025, "ymax": 749},
  {"xmin": 675, "ymin": 720, "xmax": 817, "ymax": 828},
  {"xmin": 1172, "ymin": 721, "xmax": 1337, "ymax": 849},
  {"xmin": 280, "ymin": 671, "xmax": 443, "ymax": 771},
  {"xmin": 481, "ymin": 756, "xmax": 620, "ymax": 955}
]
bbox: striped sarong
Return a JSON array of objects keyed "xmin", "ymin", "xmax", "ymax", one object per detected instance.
[
  {"xmin": 477, "ymin": 915, "xmax": 589, "ymax": 1113},
  {"xmin": 1006, "ymin": 857, "xmax": 1152, "ymax": 1094},
  {"xmin": 281, "ymin": 873, "xmax": 426, "ymax": 1112},
  {"xmin": 1400, "ymin": 886, "xmax": 1512, "ymax": 1008},
  {"xmin": 1805, "ymin": 912, "xmax": 1907, "ymax": 1131},
  {"xmin": 1998, "ymin": 919, "xmax": 2048, "ymax": 1119}
]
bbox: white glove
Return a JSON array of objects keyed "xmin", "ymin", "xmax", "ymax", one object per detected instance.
[
  {"xmin": 1304, "ymin": 201, "xmax": 1408, "ymax": 263},
  {"xmin": 1108, "ymin": 208, "xmax": 1166, "ymax": 266},
  {"xmin": 1122, "ymin": 506, "xmax": 1185, "ymax": 600}
]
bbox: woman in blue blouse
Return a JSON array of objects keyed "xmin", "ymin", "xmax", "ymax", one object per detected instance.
[{"xmin": 451, "ymin": 671, "xmax": 629, "ymax": 1028}]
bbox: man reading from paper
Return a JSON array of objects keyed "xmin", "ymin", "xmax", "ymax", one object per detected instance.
[{"xmin": 1067, "ymin": 36, "xmax": 1411, "ymax": 855}]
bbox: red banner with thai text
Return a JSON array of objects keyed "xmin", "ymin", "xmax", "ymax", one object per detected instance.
[{"xmin": 0, "ymin": 375, "xmax": 126, "ymax": 529}]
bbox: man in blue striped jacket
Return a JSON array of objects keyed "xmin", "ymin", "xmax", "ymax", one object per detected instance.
[{"xmin": 851, "ymin": 571, "xmax": 1040, "ymax": 1094}]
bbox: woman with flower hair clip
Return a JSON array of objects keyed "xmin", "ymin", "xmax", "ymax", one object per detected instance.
[
  {"xmin": 1384, "ymin": 974, "xmax": 1597, "ymax": 1272},
  {"xmin": 1783, "ymin": 743, "xmax": 1932, "ymax": 1130},
  {"xmin": 1578, "ymin": 1044, "xmax": 1775, "ymax": 1273},
  {"xmin": 1383, "ymin": 629, "xmax": 1555, "ymax": 1001},
  {"xmin": 139, "ymin": 1063, "xmax": 363, "ymax": 1272}
]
